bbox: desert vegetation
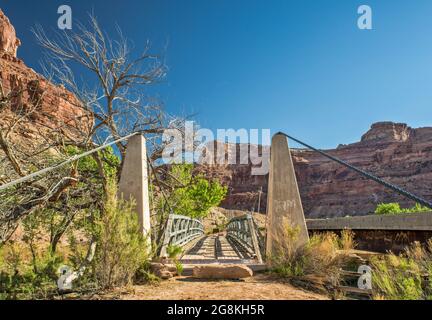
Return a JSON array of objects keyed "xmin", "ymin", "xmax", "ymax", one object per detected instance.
[
  {"xmin": 0, "ymin": 13, "xmax": 227, "ymax": 299},
  {"xmin": 154, "ymin": 164, "xmax": 227, "ymax": 219},
  {"xmin": 370, "ymin": 241, "xmax": 432, "ymax": 300},
  {"xmin": 0, "ymin": 176, "xmax": 147, "ymax": 299},
  {"xmin": 374, "ymin": 203, "xmax": 430, "ymax": 215},
  {"xmin": 268, "ymin": 224, "xmax": 357, "ymax": 297},
  {"xmin": 269, "ymin": 224, "xmax": 432, "ymax": 300}
]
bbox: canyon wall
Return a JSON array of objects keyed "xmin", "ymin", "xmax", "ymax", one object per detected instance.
[
  {"xmin": 2, "ymin": 9, "xmax": 431, "ymax": 219},
  {"xmin": 198, "ymin": 122, "xmax": 432, "ymax": 218},
  {"xmin": 0, "ymin": 9, "xmax": 91, "ymax": 141}
]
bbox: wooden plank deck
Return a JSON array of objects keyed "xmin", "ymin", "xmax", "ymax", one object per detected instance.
[{"xmin": 180, "ymin": 234, "xmax": 257, "ymax": 265}]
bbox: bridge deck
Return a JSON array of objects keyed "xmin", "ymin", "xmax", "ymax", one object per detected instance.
[{"xmin": 180, "ymin": 234, "xmax": 257, "ymax": 265}]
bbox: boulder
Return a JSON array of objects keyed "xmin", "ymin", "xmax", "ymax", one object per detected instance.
[
  {"xmin": 156, "ymin": 270, "xmax": 174, "ymax": 280},
  {"xmin": 165, "ymin": 265, "xmax": 178, "ymax": 273},
  {"xmin": 149, "ymin": 262, "xmax": 164, "ymax": 273},
  {"xmin": 192, "ymin": 264, "xmax": 253, "ymax": 279},
  {"xmin": 149, "ymin": 262, "xmax": 177, "ymax": 279}
]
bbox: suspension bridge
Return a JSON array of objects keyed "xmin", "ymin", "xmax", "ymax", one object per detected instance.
[
  {"xmin": 131, "ymin": 132, "xmax": 430, "ymax": 268},
  {"xmin": 2, "ymin": 132, "xmax": 431, "ymax": 271}
]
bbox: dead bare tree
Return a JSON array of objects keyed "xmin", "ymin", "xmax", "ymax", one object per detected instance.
[
  {"xmin": 0, "ymin": 76, "xmax": 84, "ymax": 243},
  {"xmin": 32, "ymin": 15, "xmax": 185, "ymax": 170},
  {"xmin": 0, "ymin": 14, "xmax": 195, "ymax": 246},
  {"xmin": 32, "ymin": 15, "xmax": 203, "ymax": 242}
]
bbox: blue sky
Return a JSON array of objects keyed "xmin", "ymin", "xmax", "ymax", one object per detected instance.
[{"xmin": 1, "ymin": 0, "xmax": 432, "ymax": 148}]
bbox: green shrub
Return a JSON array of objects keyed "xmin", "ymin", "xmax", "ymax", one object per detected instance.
[
  {"xmin": 406, "ymin": 203, "xmax": 431, "ymax": 214},
  {"xmin": 375, "ymin": 203, "xmax": 403, "ymax": 215},
  {"xmin": 0, "ymin": 244, "xmax": 62, "ymax": 300},
  {"xmin": 175, "ymin": 260, "xmax": 184, "ymax": 276},
  {"xmin": 166, "ymin": 244, "xmax": 183, "ymax": 260},
  {"xmin": 375, "ymin": 203, "xmax": 430, "ymax": 215},
  {"xmin": 92, "ymin": 178, "xmax": 150, "ymax": 289},
  {"xmin": 371, "ymin": 241, "xmax": 432, "ymax": 300}
]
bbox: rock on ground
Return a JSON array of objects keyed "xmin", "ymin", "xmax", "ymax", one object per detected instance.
[
  {"xmin": 192, "ymin": 264, "xmax": 253, "ymax": 279},
  {"xmin": 150, "ymin": 262, "xmax": 178, "ymax": 279}
]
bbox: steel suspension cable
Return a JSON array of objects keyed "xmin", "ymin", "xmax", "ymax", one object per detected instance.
[
  {"xmin": 278, "ymin": 132, "xmax": 432, "ymax": 209},
  {"xmin": 0, "ymin": 132, "xmax": 140, "ymax": 192}
]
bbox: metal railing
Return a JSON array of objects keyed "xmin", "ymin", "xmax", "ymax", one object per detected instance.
[
  {"xmin": 252, "ymin": 216, "xmax": 266, "ymax": 258},
  {"xmin": 226, "ymin": 213, "xmax": 264, "ymax": 263},
  {"xmin": 159, "ymin": 214, "xmax": 204, "ymax": 257}
]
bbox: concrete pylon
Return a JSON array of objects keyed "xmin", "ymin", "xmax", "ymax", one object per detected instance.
[
  {"xmin": 266, "ymin": 133, "xmax": 309, "ymax": 260},
  {"xmin": 119, "ymin": 134, "xmax": 151, "ymax": 250}
]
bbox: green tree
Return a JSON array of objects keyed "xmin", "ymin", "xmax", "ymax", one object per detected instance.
[
  {"xmin": 159, "ymin": 164, "xmax": 227, "ymax": 219},
  {"xmin": 375, "ymin": 202, "xmax": 430, "ymax": 215},
  {"xmin": 35, "ymin": 146, "xmax": 120, "ymax": 254}
]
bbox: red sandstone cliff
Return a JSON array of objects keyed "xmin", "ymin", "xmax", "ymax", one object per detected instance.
[
  {"xmin": 198, "ymin": 122, "xmax": 432, "ymax": 218},
  {"xmin": 0, "ymin": 9, "xmax": 90, "ymax": 141}
]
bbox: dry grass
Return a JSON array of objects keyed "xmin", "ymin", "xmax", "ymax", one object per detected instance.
[
  {"xmin": 269, "ymin": 222, "xmax": 356, "ymax": 294},
  {"xmin": 339, "ymin": 229, "xmax": 357, "ymax": 251},
  {"xmin": 370, "ymin": 240, "xmax": 432, "ymax": 300}
]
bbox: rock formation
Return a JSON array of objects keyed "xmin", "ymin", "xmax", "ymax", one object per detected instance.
[
  {"xmin": 0, "ymin": 8, "xmax": 91, "ymax": 141},
  {"xmin": 0, "ymin": 9, "xmax": 20, "ymax": 57},
  {"xmin": 192, "ymin": 264, "xmax": 253, "ymax": 279},
  {"xmin": 198, "ymin": 122, "xmax": 432, "ymax": 218}
]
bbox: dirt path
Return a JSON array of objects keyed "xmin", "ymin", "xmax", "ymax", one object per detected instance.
[{"xmin": 112, "ymin": 274, "xmax": 328, "ymax": 300}]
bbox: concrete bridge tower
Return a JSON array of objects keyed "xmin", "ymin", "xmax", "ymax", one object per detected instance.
[
  {"xmin": 266, "ymin": 133, "xmax": 309, "ymax": 261},
  {"xmin": 119, "ymin": 134, "xmax": 151, "ymax": 251}
]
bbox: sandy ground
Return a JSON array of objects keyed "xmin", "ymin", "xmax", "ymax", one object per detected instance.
[{"xmin": 107, "ymin": 274, "xmax": 328, "ymax": 300}]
